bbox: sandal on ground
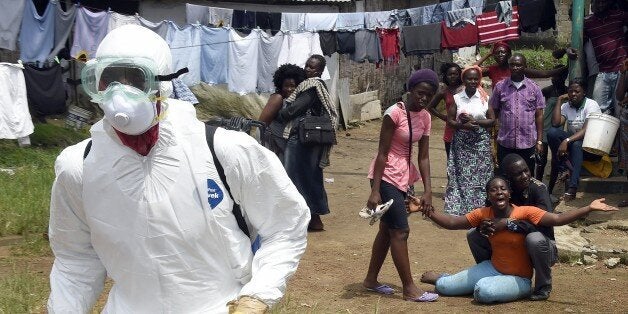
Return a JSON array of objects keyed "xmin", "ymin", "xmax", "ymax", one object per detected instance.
[
  {"xmin": 405, "ymin": 292, "xmax": 439, "ymax": 302},
  {"xmin": 365, "ymin": 284, "xmax": 395, "ymax": 295},
  {"xmin": 618, "ymin": 200, "xmax": 628, "ymax": 208}
]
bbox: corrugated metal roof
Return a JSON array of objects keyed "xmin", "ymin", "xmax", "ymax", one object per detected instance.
[{"xmin": 291, "ymin": 0, "xmax": 352, "ymax": 2}]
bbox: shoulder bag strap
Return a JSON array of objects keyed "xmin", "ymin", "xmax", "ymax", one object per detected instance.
[{"xmin": 404, "ymin": 103, "xmax": 414, "ymax": 195}]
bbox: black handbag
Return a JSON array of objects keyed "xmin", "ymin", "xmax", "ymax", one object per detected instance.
[{"xmin": 298, "ymin": 111, "xmax": 335, "ymax": 145}]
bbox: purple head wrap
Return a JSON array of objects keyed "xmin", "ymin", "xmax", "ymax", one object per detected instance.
[{"xmin": 407, "ymin": 69, "xmax": 439, "ymax": 92}]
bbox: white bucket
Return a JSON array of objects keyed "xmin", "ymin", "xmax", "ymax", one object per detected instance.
[{"xmin": 582, "ymin": 113, "xmax": 620, "ymax": 156}]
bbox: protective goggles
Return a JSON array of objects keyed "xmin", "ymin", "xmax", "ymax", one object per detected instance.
[{"xmin": 81, "ymin": 57, "xmax": 188, "ymax": 103}]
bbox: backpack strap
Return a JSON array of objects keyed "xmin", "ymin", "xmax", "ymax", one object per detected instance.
[
  {"xmin": 83, "ymin": 140, "xmax": 92, "ymax": 159},
  {"xmin": 205, "ymin": 124, "xmax": 251, "ymax": 238}
]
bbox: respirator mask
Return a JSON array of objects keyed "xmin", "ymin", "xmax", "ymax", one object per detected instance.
[{"xmin": 82, "ymin": 57, "xmax": 184, "ymax": 135}]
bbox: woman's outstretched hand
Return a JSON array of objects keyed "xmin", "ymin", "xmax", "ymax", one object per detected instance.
[
  {"xmin": 589, "ymin": 198, "xmax": 619, "ymax": 212},
  {"xmin": 406, "ymin": 195, "xmax": 434, "ymax": 217}
]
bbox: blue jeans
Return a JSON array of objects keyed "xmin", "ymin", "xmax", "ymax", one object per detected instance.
[
  {"xmin": 547, "ymin": 127, "xmax": 600, "ymax": 189},
  {"xmin": 592, "ymin": 71, "xmax": 619, "ymax": 115},
  {"xmin": 435, "ymin": 260, "xmax": 531, "ymax": 303},
  {"xmin": 284, "ymin": 135, "xmax": 330, "ymax": 215}
]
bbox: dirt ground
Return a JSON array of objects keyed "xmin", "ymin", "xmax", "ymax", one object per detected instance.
[
  {"xmin": 280, "ymin": 120, "xmax": 627, "ymax": 313},
  {"xmin": 2, "ymin": 119, "xmax": 627, "ymax": 313}
]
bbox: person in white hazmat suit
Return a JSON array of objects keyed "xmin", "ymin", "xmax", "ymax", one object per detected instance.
[{"xmin": 47, "ymin": 25, "xmax": 310, "ymax": 313}]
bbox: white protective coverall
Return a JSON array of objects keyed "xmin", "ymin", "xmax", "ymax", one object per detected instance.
[{"xmin": 47, "ymin": 25, "xmax": 310, "ymax": 313}]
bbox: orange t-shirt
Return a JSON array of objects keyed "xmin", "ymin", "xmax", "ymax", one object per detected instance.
[{"xmin": 465, "ymin": 205, "xmax": 547, "ymax": 278}]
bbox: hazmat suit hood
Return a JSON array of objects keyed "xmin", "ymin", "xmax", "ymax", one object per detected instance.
[{"xmin": 95, "ymin": 24, "xmax": 173, "ymax": 99}]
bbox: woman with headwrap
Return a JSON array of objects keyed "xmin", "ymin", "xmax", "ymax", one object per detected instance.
[
  {"xmin": 444, "ymin": 66, "xmax": 496, "ymax": 216},
  {"xmin": 362, "ymin": 69, "xmax": 439, "ymax": 302}
]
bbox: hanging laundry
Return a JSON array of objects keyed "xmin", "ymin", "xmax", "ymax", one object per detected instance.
[
  {"xmin": 166, "ymin": 22, "xmax": 201, "ymax": 86},
  {"xmin": 258, "ymin": 32, "xmax": 284, "ymax": 93},
  {"xmin": 107, "ymin": 12, "xmax": 140, "ymax": 33},
  {"xmin": 228, "ymin": 29, "xmax": 260, "ymax": 95},
  {"xmin": 70, "ymin": 7, "xmax": 109, "ymax": 60},
  {"xmin": 49, "ymin": 2, "xmax": 77, "ymax": 59},
  {"xmin": 269, "ymin": 13, "xmax": 282, "ymax": 35},
  {"xmin": 172, "ymin": 78, "xmax": 199, "ymax": 105},
  {"xmin": 336, "ymin": 31, "xmax": 356, "ymax": 54},
  {"xmin": 186, "ymin": 3, "xmax": 210, "ymax": 25},
  {"xmin": 451, "ymin": 0, "xmax": 484, "ymax": 14},
  {"xmin": 402, "ymin": 23, "xmax": 441, "ymax": 55},
  {"xmin": 365, "ymin": 11, "xmax": 394, "ymax": 29},
  {"xmin": 277, "ymin": 31, "xmax": 330, "ymax": 79},
  {"xmin": 319, "ymin": 31, "xmax": 337, "ymax": 56},
  {"xmin": 425, "ymin": 2, "xmax": 452, "ymax": 24},
  {"xmin": 446, "ymin": 8, "xmax": 477, "ymax": 27},
  {"xmin": 406, "ymin": 7, "xmax": 425, "ymax": 26},
  {"xmin": 476, "ymin": 6, "xmax": 519, "ymax": 44},
  {"xmin": 391, "ymin": 9, "xmax": 411, "ymax": 28},
  {"xmin": 518, "ymin": 0, "xmax": 556, "ymax": 33},
  {"xmin": 255, "ymin": 11, "xmax": 272, "ymax": 31},
  {"xmin": 352, "ymin": 30, "xmax": 382, "ymax": 64},
  {"xmin": 0, "ymin": 0, "xmax": 26, "ymax": 51},
  {"xmin": 209, "ymin": 6, "xmax": 233, "ymax": 27},
  {"xmin": 199, "ymin": 26, "xmax": 229, "ymax": 85},
  {"xmin": 19, "ymin": 0, "xmax": 55, "ymax": 64},
  {"xmin": 377, "ymin": 28, "xmax": 400, "ymax": 64},
  {"xmin": 441, "ymin": 21, "xmax": 479, "ymax": 49},
  {"xmin": 138, "ymin": 16, "xmax": 169, "ymax": 40},
  {"xmin": 0, "ymin": 63, "xmax": 34, "ymax": 140},
  {"xmin": 495, "ymin": 1, "xmax": 513, "ymax": 26},
  {"xmin": 280, "ymin": 13, "xmax": 305, "ymax": 32},
  {"xmin": 304, "ymin": 13, "xmax": 337, "ymax": 32},
  {"xmin": 232, "ymin": 10, "xmax": 256, "ymax": 34},
  {"xmin": 23, "ymin": 63, "xmax": 66, "ymax": 117},
  {"xmin": 336, "ymin": 12, "xmax": 365, "ymax": 31}
]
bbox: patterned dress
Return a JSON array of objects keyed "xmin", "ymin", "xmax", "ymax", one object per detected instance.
[{"xmin": 444, "ymin": 128, "xmax": 494, "ymax": 215}]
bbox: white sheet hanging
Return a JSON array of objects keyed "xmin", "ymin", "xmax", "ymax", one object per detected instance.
[
  {"xmin": 228, "ymin": 29, "xmax": 260, "ymax": 95},
  {"xmin": 304, "ymin": 13, "xmax": 337, "ymax": 32},
  {"xmin": 280, "ymin": 13, "xmax": 305, "ymax": 32},
  {"xmin": 277, "ymin": 32, "xmax": 330, "ymax": 80},
  {"xmin": 0, "ymin": 63, "xmax": 34, "ymax": 140}
]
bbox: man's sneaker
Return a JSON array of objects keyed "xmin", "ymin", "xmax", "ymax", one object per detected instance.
[{"xmin": 369, "ymin": 199, "xmax": 394, "ymax": 226}]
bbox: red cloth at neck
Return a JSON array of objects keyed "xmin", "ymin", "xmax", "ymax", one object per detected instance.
[
  {"xmin": 114, "ymin": 102, "xmax": 161, "ymax": 156},
  {"xmin": 114, "ymin": 124, "xmax": 159, "ymax": 156}
]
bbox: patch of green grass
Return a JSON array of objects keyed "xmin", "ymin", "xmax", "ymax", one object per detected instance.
[
  {"xmin": 0, "ymin": 123, "xmax": 88, "ymax": 237},
  {"xmin": 478, "ymin": 46, "xmax": 568, "ymax": 70},
  {"xmin": 0, "ymin": 264, "xmax": 49, "ymax": 314}
]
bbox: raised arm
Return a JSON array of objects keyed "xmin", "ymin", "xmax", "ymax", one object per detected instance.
[
  {"xmin": 474, "ymin": 52, "xmax": 492, "ymax": 77},
  {"xmin": 551, "ymin": 94, "xmax": 567, "ymax": 127},
  {"xmin": 538, "ymin": 198, "xmax": 617, "ymax": 227}
]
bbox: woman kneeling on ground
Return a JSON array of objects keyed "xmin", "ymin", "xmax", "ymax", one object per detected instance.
[{"xmin": 407, "ymin": 176, "xmax": 616, "ymax": 304}]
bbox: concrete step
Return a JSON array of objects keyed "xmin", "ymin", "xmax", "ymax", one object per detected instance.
[{"xmin": 579, "ymin": 175, "xmax": 628, "ymax": 194}]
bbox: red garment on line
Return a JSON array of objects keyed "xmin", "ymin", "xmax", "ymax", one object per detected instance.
[
  {"xmin": 476, "ymin": 6, "xmax": 520, "ymax": 45},
  {"xmin": 440, "ymin": 21, "xmax": 478, "ymax": 49},
  {"xmin": 377, "ymin": 28, "xmax": 400, "ymax": 64}
]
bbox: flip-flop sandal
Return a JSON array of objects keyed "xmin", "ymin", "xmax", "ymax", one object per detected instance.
[
  {"xmin": 405, "ymin": 291, "xmax": 439, "ymax": 302},
  {"xmin": 369, "ymin": 199, "xmax": 394, "ymax": 226},
  {"xmin": 365, "ymin": 284, "xmax": 395, "ymax": 295}
]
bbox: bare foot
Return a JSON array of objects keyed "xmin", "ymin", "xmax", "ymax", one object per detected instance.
[
  {"xmin": 402, "ymin": 283, "xmax": 426, "ymax": 300},
  {"xmin": 420, "ymin": 271, "xmax": 443, "ymax": 285}
]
